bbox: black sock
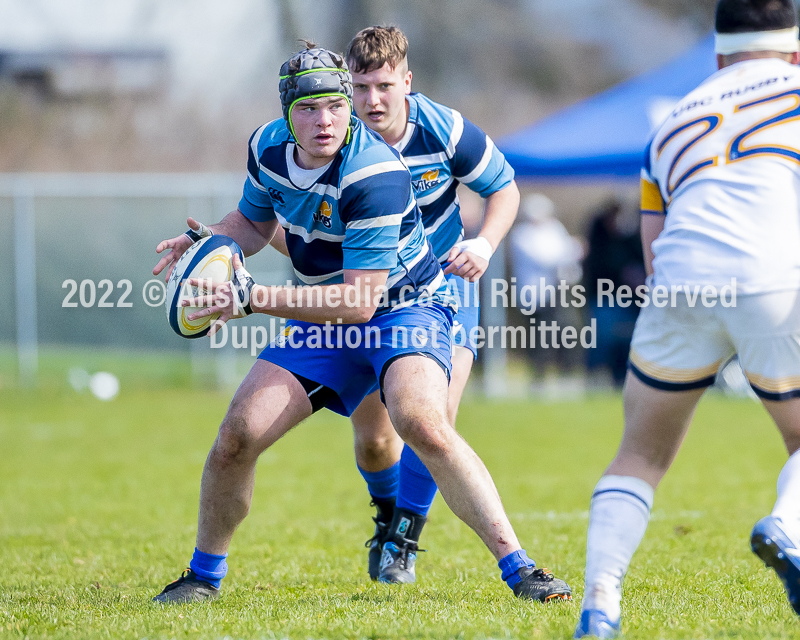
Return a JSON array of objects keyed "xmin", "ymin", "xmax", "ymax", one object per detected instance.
[{"xmin": 371, "ymin": 495, "xmax": 395, "ymax": 528}]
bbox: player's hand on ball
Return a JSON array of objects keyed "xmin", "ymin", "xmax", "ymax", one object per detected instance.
[
  {"xmin": 443, "ymin": 237, "xmax": 493, "ymax": 281},
  {"xmin": 183, "ymin": 254, "xmax": 256, "ymax": 337},
  {"xmin": 153, "ymin": 217, "xmax": 211, "ymax": 282}
]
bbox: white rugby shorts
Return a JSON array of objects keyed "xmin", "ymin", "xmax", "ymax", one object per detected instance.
[{"xmin": 629, "ymin": 288, "xmax": 800, "ymax": 401}]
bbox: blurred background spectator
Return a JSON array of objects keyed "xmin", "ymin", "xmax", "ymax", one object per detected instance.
[
  {"xmin": 582, "ymin": 198, "xmax": 646, "ymax": 386},
  {"xmin": 509, "ymin": 194, "xmax": 585, "ymax": 379}
]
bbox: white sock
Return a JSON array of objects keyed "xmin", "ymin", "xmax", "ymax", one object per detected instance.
[
  {"xmin": 582, "ymin": 475, "xmax": 655, "ymax": 622},
  {"xmin": 771, "ymin": 449, "xmax": 800, "ymax": 542}
]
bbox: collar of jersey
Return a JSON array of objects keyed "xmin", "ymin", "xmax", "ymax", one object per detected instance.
[
  {"xmin": 407, "ymin": 93, "xmax": 420, "ymax": 122},
  {"xmin": 285, "ymin": 143, "xmax": 335, "ymax": 190},
  {"xmin": 393, "ymin": 95, "xmax": 420, "ymax": 154}
]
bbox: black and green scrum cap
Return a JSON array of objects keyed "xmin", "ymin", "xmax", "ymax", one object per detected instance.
[{"xmin": 279, "ymin": 48, "xmax": 354, "ymax": 142}]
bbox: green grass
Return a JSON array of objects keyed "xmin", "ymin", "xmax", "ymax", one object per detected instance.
[
  {"xmin": 0, "ymin": 344, "xmax": 196, "ymax": 392},
  {"xmin": 0, "ymin": 366, "xmax": 797, "ymax": 638}
]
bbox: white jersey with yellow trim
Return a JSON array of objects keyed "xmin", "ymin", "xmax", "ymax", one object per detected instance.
[{"xmin": 641, "ymin": 57, "xmax": 800, "ymax": 294}]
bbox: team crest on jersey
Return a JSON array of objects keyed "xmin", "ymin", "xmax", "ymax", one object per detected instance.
[
  {"xmin": 313, "ymin": 201, "xmax": 333, "ymax": 228},
  {"xmin": 412, "ymin": 168, "xmax": 443, "ymax": 192}
]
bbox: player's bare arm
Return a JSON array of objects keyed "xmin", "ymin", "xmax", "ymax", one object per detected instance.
[
  {"xmin": 640, "ymin": 213, "xmax": 665, "ymax": 277},
  {"xmin": 444, "ymin": 180, "xmax": 520, "ymax": 281},
  {"xmin": 152, "ymin": 211, "xmax": 277, "ymax": 280},
  {"xmin": 268, "ymin": 226, "xmax": 290, "ymax": 257}
]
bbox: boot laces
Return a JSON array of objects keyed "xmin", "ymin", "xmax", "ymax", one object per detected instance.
[
  {"xmin": 391, "ymin": 537, "xmax": 426, "ymax": 567},
  {"xmin": 364, "ymin": 500, "xmax": 392, "ymax": 548},
  {"xmin": 364, "ymin": 519, "xmax": 389, "ymax": 548},
  {"xmin": 162, "ymin": 568, "xmax": 192, "ymax": 593},
  {"xmin": 530, "ymin": 567, "xmax": 554, "ymax": 581}
]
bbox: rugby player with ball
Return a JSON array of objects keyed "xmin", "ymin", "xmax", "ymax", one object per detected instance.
[{"xmin": 150, "ymin": 43, "xmax": 571, "ymax": 605}]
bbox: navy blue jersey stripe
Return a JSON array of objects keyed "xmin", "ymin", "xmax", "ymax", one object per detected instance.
[
  {"xmin": 395, "ymin": 249, "xmax": 442, "ymax": 289},
  {"xmin": 247, "ymin": 155, "xmax": 262, "ymax": 187},
  {"xmin": 398, "ymin": 212, "xmax": 418, "ymax": 241},
  {"xmin": 285, "ymin": 234, "xmax": 344, "ymax": 278},
  {"xmin": 257, "ymin": 143, "xmax": 342, "ymax": 189},
  {"xmin": 403, "ymin": 126, "xmax": 448, "ymax": 159},
  {"xmin": 392, "ymin": 93, "xmax": 514, "ymax": 266},
  {"xmin": 340, "ymin": 172, "xmax": 412, "ymax": 221},
  {"xmin": 452, "ymin": 118, "xmax": 488, "ymax": 177},
  {"xmin": 258, "ymin": 143, "xmax": 289, "ymax": 181},
  {"xmin": 419, "ymin": 182, "xmax": 458, "ymax": 225}
]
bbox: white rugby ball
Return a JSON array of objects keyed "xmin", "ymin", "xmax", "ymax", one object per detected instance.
[{"xmin": 165, "ymin": 234, "xmax": 245, "ymax": 339}]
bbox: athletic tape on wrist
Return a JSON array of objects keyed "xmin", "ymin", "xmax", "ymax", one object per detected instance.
[
  {"xmin": 453, "ymin": 236, "xmax": 494, "ymax": 262},
  {"xmin": 184, "ymin": 222, "xmax": 213, "ymax": 243},
  {"xmin": 232, "ymin": 266, "xmax": 255, "ymax": 316}
]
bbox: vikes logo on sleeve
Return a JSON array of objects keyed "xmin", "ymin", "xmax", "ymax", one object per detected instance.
[
  {"xmin": 313, "ymin": 201, "xmax": 333, "ymax": 228},
  {"xmin": 412, "ymin": 168, "xmax": 443, "ymax": 192}
]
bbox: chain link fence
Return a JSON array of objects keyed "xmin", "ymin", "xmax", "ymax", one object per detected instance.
[{"xmin": 1, "ymin": 173, "xmax": 294, "ymax": 388}]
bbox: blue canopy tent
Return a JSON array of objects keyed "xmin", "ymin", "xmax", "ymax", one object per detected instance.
[{"xmin": 498, "ymin": 35, "xmax": 718, "ymax": 181}]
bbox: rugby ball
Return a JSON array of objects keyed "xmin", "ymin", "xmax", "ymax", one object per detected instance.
[{"xmin": 165, "ymin": 234, "xmax": 245, "ymax": 339}]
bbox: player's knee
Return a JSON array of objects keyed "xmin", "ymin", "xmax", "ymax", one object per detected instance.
[
  {"xmin": 355, "ymin": 432, "xmax": 396, "ymax": 462},
  {"xmin": 393, "ymin": 413, "xmax": 451, "ymax": 457},
  {"xmin": 212, "ymin": 414, "xmax": 259, "ymax": 466}
]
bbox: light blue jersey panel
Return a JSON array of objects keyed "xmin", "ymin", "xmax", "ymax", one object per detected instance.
[
  {"xmin": 238, "ymin": 117, "xmax": 455, "ymax": 314},
  {"xmin": 398, "ymin": 93, "xmax": 515, "ymax": 262}
]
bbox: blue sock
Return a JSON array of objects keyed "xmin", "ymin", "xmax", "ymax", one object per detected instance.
[
  {"xmin": 498, "ymin": 549, "xmax": 535, "ymax": 589},
  {"xmin": 189, "ymin": 547, "xmax": 228, "ymax": 589},
  {"xmin": 396, "ymin": 445, "xmax": 438, "ymax": 516},
  {"xmin": 357, "ymin": 461, "xmax": 400, "ymax": 500}
]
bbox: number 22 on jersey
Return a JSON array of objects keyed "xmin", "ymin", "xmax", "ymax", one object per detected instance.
[{"xmin": 656, "ymin": 89, "xmax": 800, "ymax": 200}]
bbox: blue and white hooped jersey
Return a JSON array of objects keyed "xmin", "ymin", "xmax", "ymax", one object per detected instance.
[
  {"xmin": 394, "ymin": 93, "xmax": 515, "ymax": 262},
  {"xmin": 238, "ymin": 117, "xmax": 455, "ymax": 315}
]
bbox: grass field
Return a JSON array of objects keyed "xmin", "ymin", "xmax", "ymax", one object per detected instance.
[{"xmin": 1, "ymin": 351, "xmax": 798, "ymax": 639}]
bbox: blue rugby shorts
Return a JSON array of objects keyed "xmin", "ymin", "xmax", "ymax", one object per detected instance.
[
  {"xmin": 258, "ymin": 303, "xmax": 454, "ymax": 416},
  {"xmin": 446, "ymin": 273, "xmax": 480, "ymax": 358}
]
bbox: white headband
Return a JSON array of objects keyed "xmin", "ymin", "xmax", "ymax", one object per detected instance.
[{"xmin": 715, "ymin": 27, "xmax": 800, "ymax": 55}]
